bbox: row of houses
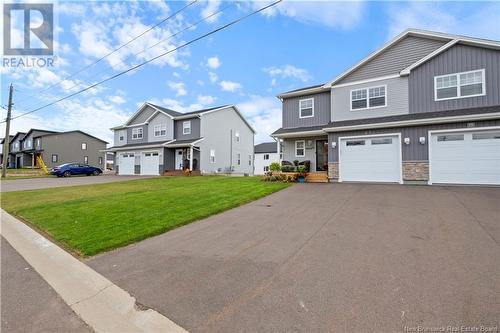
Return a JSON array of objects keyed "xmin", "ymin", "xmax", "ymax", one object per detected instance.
[
  {"xmin": 2, "ymin": 29, "xmax": 499, "ymax": 185},
  {"xmin": 1, "ymin": 129, "xmax": 108, "ymax": 169}
]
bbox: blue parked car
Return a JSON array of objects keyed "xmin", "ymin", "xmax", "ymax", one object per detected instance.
[{"xmin": 51, "ymin": 163, "xmax": 103, "ymax": 177}]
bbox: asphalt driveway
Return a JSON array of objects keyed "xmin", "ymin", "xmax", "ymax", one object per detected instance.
[
  {"xmin": 0, "ymin": 175, "xmax": 152, "ymax": 192},
  {"xmin": 89, "ymin": 184, "xmax": 500, "ymax": 333}
]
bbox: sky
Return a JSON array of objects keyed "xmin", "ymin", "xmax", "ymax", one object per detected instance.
[{"xmin": 1, "ymin": 0, "xmax": 499, "ymax": 145}]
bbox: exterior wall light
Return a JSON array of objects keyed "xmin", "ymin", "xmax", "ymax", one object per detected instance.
[
  {"xmin": 419, "ymin": 137, "xmax": 426, "ymax": 144},
  {"xmin": 331, "ymin": 141, "xmax": 337, "ymax": 148},
  {"xmin": 404, "ymin": 137, "xmax": 411, "ymax": 145}
]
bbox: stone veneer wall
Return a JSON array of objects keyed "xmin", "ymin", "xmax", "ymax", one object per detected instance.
[
  {"xmin": 328, "ymin": 162, "xmax": 339, "ymax": 180},
  {"xmin": 402, "ymin": 161, "xmax": 429, "ymax": 181}
]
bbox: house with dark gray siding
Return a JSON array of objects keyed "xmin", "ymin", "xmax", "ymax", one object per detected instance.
[
  {"xmin": 272, "ymin": 29, "xmax": 500, "ymax": 185},
  {"xmin": 105, "ymin": 103, "xmax": 255, "ymax": 176},
  {"xmin": 3, "ymin": 129, "xmax": 108, "ymax": 169}
]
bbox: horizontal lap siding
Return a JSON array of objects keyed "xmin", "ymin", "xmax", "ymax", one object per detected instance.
[
  {"xmin": 337, "ymin": 36, "xmax": 447, "ymax": 84},
  {"xmin": 328, "ymin": 119, "xmax": 500, "ymax": 162},
  {"xmin": 282, "ymin": 92, "xmax": 331, "ymax": 128},
  {"xmin": 409, "ymin": 44, "xmax": 500, "ymax": 113}
]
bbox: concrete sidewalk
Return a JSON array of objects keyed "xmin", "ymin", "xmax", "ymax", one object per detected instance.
[{"xmin": 0, "ymin": 210, "xmax": 187, "ymax": 333}]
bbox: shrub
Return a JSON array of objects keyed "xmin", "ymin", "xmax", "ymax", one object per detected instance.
[
  {"xmin": 298, "ymin": 160, "xmax": 311, "ymax": 172},
  {"xmin": 269, "ymin": 162, "xmax": 281, "ymax": 172},
  {"xmin": 293, "ymin": 160, "xmax": 299, "ymax": 166},
  {"xmin": 281, "ymin": 165, "xmax": 296, "ymax": 172}
]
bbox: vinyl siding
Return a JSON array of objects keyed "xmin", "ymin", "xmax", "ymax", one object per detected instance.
[
  {"xmin": 409, "ymin": 44, "xmax": 500, "ymax": 113},
  {"xmin": 126, "ymin": 125, "xmax": 148, "ymax": 144},
  {"xmin": 328, "ymin": 119, "xmax": 500, "ymax": 162},
  {"xmin": 41, "ymin": 132, "xmax": 107, "ymax": 168},
  {"xmin": 337, "ymin": 36, "xmax": 448, "ymax": 84},
  {"xmin": 282, "ymin": 91, "xmax": 331, "ymax": 129},
  {"xmin": 174, "ymin": 117, "xmax": 201, "ymax": 140},
  {"xmin": 113, "ymin": 129, "xmax": 127, "ymax": 146},
  {"xmin": 148, "ymin": 112, "xmax": 174, "ymax": 142},
  {"xmin": 128, "ymin": 106, "xmax": 156, "ymax": 125},
  {"xmin": 331, "ymin": 76, "xmax": 409, "ymax": 122},
  {"xmin": 282, "ymin": 136, "xmax": 328, "ymax": 172},
  {"xmin": 198, "ymin": 107, "xmax": 254, "ymax": 175}
]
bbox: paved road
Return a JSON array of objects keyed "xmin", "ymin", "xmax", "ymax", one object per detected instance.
[
  {"xmin": 89, "ymin": 184, "xmax": 500, "ymax": 333},
  {"xmin": 0, "ymin": 175, "xmax": 152, "ymax": 192},
  {"xmin": 1, "ymin": 237, "xmax": 91, "ymax": 333}
]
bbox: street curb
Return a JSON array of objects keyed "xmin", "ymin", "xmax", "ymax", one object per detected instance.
[{"xmin": 1, "ymin": 209, "xmax": 188, "ymax": 333}]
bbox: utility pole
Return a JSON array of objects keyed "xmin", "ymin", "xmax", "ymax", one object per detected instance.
[{"xmin": 1, "ymin": 84, "xmax": 13, "ymax": 178}]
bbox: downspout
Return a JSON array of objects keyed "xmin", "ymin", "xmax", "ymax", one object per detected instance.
[{"xmin": 229, "ymin": 129, "xmax": 233, "ymax": 173}]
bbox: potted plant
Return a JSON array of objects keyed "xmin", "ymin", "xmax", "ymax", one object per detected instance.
[{"xmin": 296, "ymin": 165, "xmax": 307, "ymax": 183}]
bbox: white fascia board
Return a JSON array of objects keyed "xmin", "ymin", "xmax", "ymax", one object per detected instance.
[
  {"xmin": 103, "ymin": 143, "xmax": 168, "ymax": 152},
  {"xmin": 323, "ymin": 112, "xmax": 500, "ymax": 133},
  {"xmin": 272, "ymin": 129, "xmax": 326, "ymax": 138},
  {"xmin": 277, "ymin": 86, "xmax": 328, "ymax": 99},
  {"xmin": 332, "ymin": 74, "xmax": 401, "ymax": 88}
]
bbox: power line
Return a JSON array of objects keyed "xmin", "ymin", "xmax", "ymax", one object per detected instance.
[
  {"xmin": 17, "ymin": 1, "xmax": 236, "ymax": 111},
  {"xmin": 30, "ymin": 0, "xmax": 197, "ymax": 97},
  {"xmin": 5, "ymin": 0, "xmax": 281, "ymax": 123}
]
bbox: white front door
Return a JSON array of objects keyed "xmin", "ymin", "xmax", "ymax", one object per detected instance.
[
  {"xmin": 119, "ymin": 153, "xmax": 135, "ymax": 175},
  {"xmin": 430, "ymin": 130, "xmax": 500, "ymax": 185},
  {"xmin": 339, "ymin": 135, "xmax": 401, "ymax": 183},
  {"xmin": 141, "ymin": 152, "xmax": 160, "ymax": 175},
  {"xmin": 175, "ymin": 149, "xmax": 183, "ymax": 170}
]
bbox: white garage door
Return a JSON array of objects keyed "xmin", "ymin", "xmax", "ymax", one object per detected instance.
[
  {"xmin": 140, "ymin": 152, "xmax": 160, "ymax": 175},
  {"xmin": 430, "ymin": 130, "xmax": 500, "ymax": 185},
  {"xmin": 339, "ymin": 135, "xmax": 401, "ymax": 183},
  {"xmin": 119, "ymin": 153, "xmax": 135, "ymax": 175}
]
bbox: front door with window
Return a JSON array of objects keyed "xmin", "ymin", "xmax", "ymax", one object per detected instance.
[
  {"xmin": 175, "ymin": 149, "xmax": 184, "ymax": 170},
  {"xmin": 316, "ymin": 140, "xmax": 328, "ymax": 171}
]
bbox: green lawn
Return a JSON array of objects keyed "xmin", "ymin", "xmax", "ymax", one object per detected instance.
[{"xmin": 1, "ymin": 176, "xmax": 290, "ymax": 256}]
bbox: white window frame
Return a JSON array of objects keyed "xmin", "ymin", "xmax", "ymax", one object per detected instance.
[
  {"xmin": 183, "ymin": 121, "xmax": 191, "ymax": 135},
  {"xmin": 209, "ymin": 149, "xmax": 215, "ymax": 163},
  {"xmin": 299, "ymin": 98, "xmax": 314, "ymax": 119},
  {"xmin": 295, "ymin": 140, "xmax": 305, "ymax": 157},
  {"xmin": 154, "ymin": 124, "xmax": 167, "ymax": 137},
  {"xmin": 237, "ymin": 153, "xmax": 241, "ymax": 165},
  {"xmin": 81, "ymin": 142, "xmax": 87, "ymax": 150},
  {"xmin": 350, "ymin": 85, "xmax": 387, "ymax": 111},
  {"xmin": 235, "ymin": 131, "xmax": 240, "ymax": 142},
  {"xmin": 131, "ymin": 127, "xmax": 143, "ymax": 140},
  {"xmin": 52, "ymin": 154, "xmax": 58, "ymax": 163},
  {"xmin": 263, "ymin": 154, "xmax": 269, "ymax": 160},
  {"xmin": 84, "ymin": 156, "xmax": 88, "ymax": 164},
  {"xmin": 434, "ymin": 69, "xmax": 486, "ymax": 101}
]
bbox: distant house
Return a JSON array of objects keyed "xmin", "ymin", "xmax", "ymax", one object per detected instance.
[
  {"xmin": 2, "ymin": 129, "xmax": 108, "ymax": 169},
  {"xmin": 105, "ymin": 102, "xmax": 255, "ymax": 176},
  {"xmin": 254, "ymin": 142, "xmax": 279, "ymax": 175}
]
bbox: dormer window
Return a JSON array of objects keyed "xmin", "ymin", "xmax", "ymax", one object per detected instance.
[
  {"xmin": 434, "ymin": 69, "xmax": 485, "ymax": 101},
  {"xmin": 132, "ymin": 127, "xmax": 143, "ymax": 140},
  {"xmin": 183, "ymin": 121, "xmax": 191, "ymax": 135},
  {"xmin": 299, "ymin": 98, "xmax": 314, "ymax": 118}
]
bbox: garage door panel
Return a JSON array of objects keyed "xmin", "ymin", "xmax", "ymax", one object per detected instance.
[
  {"xmin": 140, "ymin": 152, "xmax": 160, "ymax": 175},
  {"xmin": 119, "ymin": 153, "xmax": 135, "ymax": 175},
  {"xmin": 430, "ymin": 130, "xmax": 500, "ymax": 185},
  {"xmin": 340, "ymin": 135, "xmax": 401, "ymax": 183}
]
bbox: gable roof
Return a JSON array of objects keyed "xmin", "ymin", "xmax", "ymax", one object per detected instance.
[
  {"xmin": 0, "ymin": 135, "xmax": 14, "ymax": 144},
  {"xmin": 10, "ymin": 132, "xmax": 26, "ymax": 142},
  {"xmin": 277, "ymin": 83, "xmax": 329, "ymax": 99},
  {"xmin": 324, "ymin": 28, "xmax": 500, "ymax": 87},
  {"xmin": 24, "ymin": 128, "xmax": 59, "ymax": 139},
  {"xmin": 41, "ymin": 130, "xmax": 109, "ymax": 143},
  {"xmin": 255, "ymin": 142, "xmax": 277, "ymax": 153}
]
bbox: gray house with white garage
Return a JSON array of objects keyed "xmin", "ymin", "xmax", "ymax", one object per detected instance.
[
  {"xmin": 105, "ymin": 103, "xmax": 255, "ymax": 176},
  {"xmin": 272, "ymin": 29, "xmax": 500, "ymax": 185}
]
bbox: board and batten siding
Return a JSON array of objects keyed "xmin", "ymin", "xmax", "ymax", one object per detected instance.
[
  {"xmin": 174, "ymin": 117, "xmax": 201, "ymax": 140},
  {"xmin": 331, "ymin": 76, "xmax": 409, "ymax": 122},
  {"xmin": 282, "ymin": 136, "xmax": 327, "ymax": 172},
  {"xmin": 409, "ymin": 44, "xmax": 500, "ymax": 113},
  {"xmin": 328, "ymin": 119, "xmax": 500, "ymax": 162},
  {"xmin": 337, "ymin": 36, "xmax": 447, "ymax": 85},
  {"xmin": 282, "ymin": 91, "xmax": 331, "ymax": 128},
  {"xmin": 126, "ymin": 124, "xmax": 148, "ymax": 144}
]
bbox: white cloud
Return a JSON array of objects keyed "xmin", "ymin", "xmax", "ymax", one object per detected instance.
[
  {"xmin": 208, "ymin": 71, "xmax": 218, "ymax": 83},
  {"xmin": 197, "ymin": 95, "xmax": 216, "ymax": 105},
  {"xmin": 255, "ymin": 1, "xmax": 365, "ymax": 30},
  {"xmin": 109, "ymin": 95, "xmax": 126, "ymax": 104},
  {"xmin": 167, "ymin": 81, "xmax": 187, "ymax": 96},
  {"xmin": 220, "ymin": 80, "xmax": 242, "ymax": 92},
  {"xmin": 201, "ymin": 0, "xmax": 222, "ymax": 23},
  {"xmin": 264, "ymin": 65, "xmax": 312, "ymax": 83},
  {"xmin": 206, "ymin": 56, "xmax": 221, "ymax": 69},
  {"xmin": 386, "ymin": 2, "xmax": 500, "ymax": 40},
  {"xmin": 237, "ymin": 95, "xmax": 282, "ymax": 144}
]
